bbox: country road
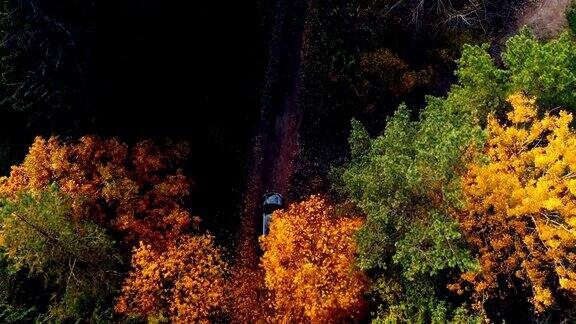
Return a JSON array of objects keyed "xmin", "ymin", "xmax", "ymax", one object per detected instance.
[
  {"xmin": 238, "ymin": 0, "xmax": 305, "ymax": 264},
  {"xmin": 229, "ymin": 0, "xmax": 306, "ymax": 321}
]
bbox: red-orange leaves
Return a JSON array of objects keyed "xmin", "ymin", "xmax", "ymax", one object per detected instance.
[
  {"xmin": 260, "ymin": 195, "xmax": 367, "ymax": 323},
  {"xmin": 115, "ymin": 235, "xmax": 227, "ymax": 323},
  {"xmin": 0, "ymin": 136, "xmax": 191, "ymax": 247}
]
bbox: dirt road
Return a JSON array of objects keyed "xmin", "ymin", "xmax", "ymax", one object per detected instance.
[
  {"xmin": 228, "ymin": 1, "xmax": 306, "ymax": 321},
  {"xmin": 237, "ymin": 0, "xmax": 305, "ymax": 262}
]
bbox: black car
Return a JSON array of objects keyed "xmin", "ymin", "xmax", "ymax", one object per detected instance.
[{"xmin": 262, "ymin": 192, "xmax": 283, "ymax": 236}]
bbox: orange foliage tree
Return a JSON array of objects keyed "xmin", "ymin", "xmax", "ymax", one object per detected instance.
[
  {"xmin": 454, "ymin": 94, "xmax": 576, "ymax": 312},
  {"xmin": 0, "ymin": 136, "xmax": 226, "ymax": 320},
  {"xmin": 115, "ymin": 234, "xmax": 227, "ymax": 322},
  {"xmin": 0, "ymin": 136, "xmax": 192, "ymax": 247},
  {"xmin": 260, "ymin": 195, "xmax": 367, "ymax": 323}
]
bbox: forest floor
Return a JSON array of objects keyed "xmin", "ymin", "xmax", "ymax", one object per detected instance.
[{"xmin": 492, "ymin": 0, "xmax": 569, "ymax": 63}]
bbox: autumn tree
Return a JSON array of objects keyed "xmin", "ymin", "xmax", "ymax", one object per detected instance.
[
  {"xmin": 0, "ymin": 185, "xmax": 121, "ymax": 321},
  {"xmin": 0, "ymin": 136, "xmax": 192, "ymax": 247},
  {"xmin": 334, "ymin": 30, "xmax": 575, "ymax": 322},
  {"xmin": 338, "ymin": 96, "xmax": 484, "ymax": 321},
  {"xmin": 260, "ymin": 195, "xmax": 367, "ymax": 323},
  {"xmin": 454, "ymin": 93, "xmax": 576, "ymax": 316},
  {"xmin": 0, "ymin": 136, "xmax": 232, "ymax": 321},
  {"xmin": 115, "ymin": 234, "xmax": 227, "ymax": 323}
]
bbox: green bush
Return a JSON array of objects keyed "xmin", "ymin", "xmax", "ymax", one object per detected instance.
[{"xmin": 0, "ymin": 185, "xmax": 122, "ymax": 322}]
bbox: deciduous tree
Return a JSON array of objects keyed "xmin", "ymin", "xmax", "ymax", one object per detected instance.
[
  {"xmin": 115, "ymin": 235, "xmax": 227, "ymax": 323},
  {"xmin": 454, "ymin": 93, "xmax": 576, "ymax": 314},
  {"xmin": 446, "ymin": 29, "xmax": 576, "ymax": 121},
  {"xmin": 339, "ymin": 96, "xmax": 483, "ymax": 321},
  {"xmin": 0, "ymin": 185, "xmax": 121, "ymax": 321},
  {"xmin": 260, "ymin": 195, "xmax": 366, "ymax": 323},
  {"xmin": 0, "ymin": 136, "xmax": 192, "ymax": 247}
]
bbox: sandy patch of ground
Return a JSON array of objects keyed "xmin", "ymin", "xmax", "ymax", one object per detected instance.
[{"xmin": 516, "ymin": 0, "xmax": 572, "ymax": 39}]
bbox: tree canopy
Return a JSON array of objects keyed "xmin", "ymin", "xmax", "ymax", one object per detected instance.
[
  {"xmin": 260, "ymin": 195, "xmax": 366, "ymax": 323},
  {"xmin": 0, "ymin": 186, "xmax": 121, "ymax": 321},
  {"xmin": 445, "ymin": 30, "xmax": 576, "ymax": 120},
  {"xmin": 339, "ymin": 97, "xmax": 482, "ymax": 321},
  {"xmin": 454, "ymin": 93, "xmax": 576, "ymax": 314}
]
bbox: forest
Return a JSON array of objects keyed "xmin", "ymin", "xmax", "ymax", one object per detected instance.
[{"xmin": 0, "ymin": 0, "xmax": 576, "ymax": 323}]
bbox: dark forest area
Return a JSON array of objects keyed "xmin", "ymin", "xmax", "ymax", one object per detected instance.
[
  {"xmin": 1, "ymin": 0, "xmax": 266, "ymax": 240},
  {"xmin": 1, "ymin": 0, "xmax": 576, "ymax": 322}
]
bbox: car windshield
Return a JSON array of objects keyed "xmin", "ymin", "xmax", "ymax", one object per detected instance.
[{"xmin": 263, "ymin": 204, "xmax": 281, "ymax": 214}]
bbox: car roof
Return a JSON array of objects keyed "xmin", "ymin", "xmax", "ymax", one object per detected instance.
[
  {"xmin": 263, "ymin": 192, "xmax": 283, "ymax": 198},
  {"xmin": 263, "ymin": 192, "xmax": 283, "ymax": 206}
]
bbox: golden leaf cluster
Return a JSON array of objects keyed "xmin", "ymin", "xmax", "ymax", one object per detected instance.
[
  {"xmin": 454, "ymin": 93, "xmax": 576, "ymax": 312},
  {"xmin": 260, "ymin": 195, "xmax": 367, "ymax": 323},
  {"xmin": 115, "ymin": 235, "xmax": 227, "ymax": 323}
]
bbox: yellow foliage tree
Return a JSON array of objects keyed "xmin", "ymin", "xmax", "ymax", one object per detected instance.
[
  {"xmin": 260, "ymin": 195, "xmax": 367, "ymax": 323},
  {"xmin": 115, "ymin": 234, "xmax": 227, "ymax": 323},
  {"xmin": 454, "ymin": 93, "xmax": 576, "ymax": 313}
]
